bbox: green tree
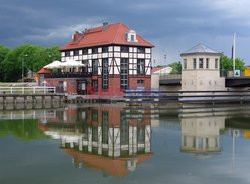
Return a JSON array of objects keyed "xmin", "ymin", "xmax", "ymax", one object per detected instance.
[
  {"xmin": 168, "ymin": 61, "xmax": 182, "ymax": 74},
  {"xmin": 220, "ymin": 55, "xmax": 246, "ymax": 71},
  {"xmin": 33, "ymin": 46, "xmax": 61, "ymax": 71},
  {"xmin": 1, "ymin": 45, "xmax": 61, "ymax": 82},
  {"xmin": 0, "ymin": 119, "xmax": 46, "ymax": 141},
  {"xmin": 1, "ymin": 45, "xmax": 28, "ymax": 82},
  {"xmin": 0, "ymin": 45, "xmax": 10, "ymax": 81}
]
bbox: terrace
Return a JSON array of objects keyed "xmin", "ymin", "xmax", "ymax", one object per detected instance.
[{"xmin": 44, "ymin": 72, "xmax": 91, "ymax": 79}]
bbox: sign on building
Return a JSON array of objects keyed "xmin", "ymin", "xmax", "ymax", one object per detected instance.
[{"xmin": 234, "ymin": 70, "xmax": 241, "ymax": 77}]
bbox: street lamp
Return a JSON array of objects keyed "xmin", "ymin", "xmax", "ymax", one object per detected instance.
[{"xmin": 22, "ymin": 54, "xmax": 28, "ymax": 83}]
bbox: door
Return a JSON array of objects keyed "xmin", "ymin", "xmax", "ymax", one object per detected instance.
[{"xmin": 77, "ymin": 81, "xmax": 87, "ymax": 95}]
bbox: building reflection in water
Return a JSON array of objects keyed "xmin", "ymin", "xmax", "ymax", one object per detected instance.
[
  {"xmin": 180, "ymin": 114, "xmax": 225, "ymax": 154},
  {"xmin": 39, "ymin": 105, "xmax": 152, "ymax": 177}
]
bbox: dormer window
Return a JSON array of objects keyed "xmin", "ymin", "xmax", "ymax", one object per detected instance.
[
  {"xmin": 131, "ymin": 35, "xmax": 135, "ymax": 42},
  {"xmin": 126, "ymin": 30, "xmax": 138, "ymax": 42}
]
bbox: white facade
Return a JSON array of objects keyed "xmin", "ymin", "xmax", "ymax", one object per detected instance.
[
  {"xmin": 180, "ymin": 116, "xmax": 225, "ymax": 153},
  {"xmin": 180, "ymin": 44, "xmax": 225, "ymax": 91},
  {"xmin": 61, "ymin": 45, "xmax": 152, "ymax": 76},
  {"xmin": 45, "ymin": 123, "xmax": 151, "ymax": 158}
]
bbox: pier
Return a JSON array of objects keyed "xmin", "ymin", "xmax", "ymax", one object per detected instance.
[
  {"xmin": 0, "ymin": 86, "xmax": 66, "ymax": 109},
  {"xmin": 124, "ymin": 90, "xmax": 250, "ymax": 104}
]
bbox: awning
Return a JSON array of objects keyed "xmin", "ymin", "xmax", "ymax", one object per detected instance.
[
  {"xmin": 44, "ymin": 60, "xmax": 63, "ymax": 69},
  {"xmin": 61, "ymin": 59, "xmax": 85, "ymax": 68}
]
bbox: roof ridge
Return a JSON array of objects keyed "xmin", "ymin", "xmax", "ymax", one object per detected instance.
[{"xmin": 113, "ymin": 23, "xmax": 123, "ymax": 43}]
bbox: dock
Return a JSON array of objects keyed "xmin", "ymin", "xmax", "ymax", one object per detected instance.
[{"xmin": 0, "ymin": 86, "xmax": 66, "ymax": 109}]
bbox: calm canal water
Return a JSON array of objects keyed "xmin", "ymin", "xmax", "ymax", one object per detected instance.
[{"xmin": 1, "ymin": 104, "xmax": 250, "ymax": 184}]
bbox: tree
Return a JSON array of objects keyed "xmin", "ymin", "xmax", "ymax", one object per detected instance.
[
  {"xmin": 1, "ymin": 45, "xmax": 27, "ymax": 82},
  {"xmin": 168, "ymin": 61, "xmax": 182, "ymax": 74},
  {"xmin": 220, "ymin": 55, "xmax": 246, "ymax": 71},
  {"xmin": 0, "ymin": 45, "xmax": 10, "ymax": 81},
  {"xmin": 1, "ymin": 45, "xmax": 61, "ymax": 82},
  {"xmin": 33, "ymin": 46, "xmax": 60, "ymax": 71}
]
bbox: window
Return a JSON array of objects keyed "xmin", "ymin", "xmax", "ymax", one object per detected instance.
[
  {"xmin": 127, "ymin": 30, "xmax": 138, "ymax": 42},
  {"xmin": 102, "ymin": 58, "xmax": 109, "ymax": 90},
  {"xmin": 92, "ymin": 47, "xmax": 98, "ymax": 54},
  {"xmin": 82, "ymin": 60, "xmax": 88, "ymax": 73},
  {"xmin": 120, "ymin": 58, "xmax": 129, "ymax": 90},
  {"xmin": 102, "ymin": 112, "xmax": 109, "ymax": 144},
  {"xmin": 131, "ymin": 35, "xmax": 135, "ymax": 42},
  {"xmin": 92, "ymin": 59, "xmax": 98, "ymax": 75},
  {"xmin": 137, "ymin": 59, "xmax": 145, "ymax": 75},
  {"xmin": 137, "ymin": 126, "xmax": 145, "ymax": 144},
  {"xmin": 215, "ymin": 58, "xmax": 218, "ymax": 69},
  {"xmin": 184, "ymin": 59, "xmax": 187, "ymax": 69},
  {"xmin": 102, "ymin": 46, "xmax": 108, "ymax": 53},
  {"xmin": 137, "ymin": 47, "xmax": 145, "ymax": 53},
  {"xmin": 120, "ymin": 117, "xmax": 129, "ymax": 145},
  {"xmin": 92, "ymin": 126, "xmax": 98, "ymax": 141},
  {"xmin": 92, "ymin": 80, "xmax": 98, "ymax": 92},
  {"xmin": 183, "ymin": 136, "xmax": 187, "ymax": 147},
  {"xmin": 206, "ymin": 58, "xmax": 209, "ymax": 69},
  {"xmin": 193, "ymin": 58, "xmax": 197, "ymax": 69},
  {"xmin": 65, "ymin": 51, "xmax": 70, "ymax": 57},
  {"xmin": 199, "ymin": 58, "xmax": 204, "ymax": 69},
  {"xmin": 73, "ymin": 50, "xmax": 79, "ymax": 56},
  {"xmin": 121, "ymin": 46, "xmax": 129, "ymax": 53},
  {"xmin": 137, "ymin": 80, "xmax": 144, "ymax": 84},
  {"xmin": 92, "ymin": 110, "xmax": 98, "ymax": 121},
  {"xmin": 82, "ymin": 48, "xmax": 88, "ymax": 55}
]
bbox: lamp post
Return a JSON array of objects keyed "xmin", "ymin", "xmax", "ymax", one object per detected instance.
[
  {"xmin": 22, "ymin": 54, "xmax": 28, "ymax": 83},
  {"xmin": 233, "ymin": 33, "xmax": 236, "ymax": 76}
]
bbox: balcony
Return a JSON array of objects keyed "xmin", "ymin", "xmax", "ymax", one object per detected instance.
[{"xmin": 44, "ymin": 72, "xmax": 92, "ymax": 79}]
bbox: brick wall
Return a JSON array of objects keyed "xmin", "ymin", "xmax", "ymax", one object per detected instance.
[
  {"xmin": 129, "ymin": 76, "xmax": 151, "ymax": 90},
  {"xmin": 46, "ymin": 78, "xmax": 78, "ymax": 94},
  {"xmin": 39, "ymin": 74, "xmax": 151, "ymax": 96}
]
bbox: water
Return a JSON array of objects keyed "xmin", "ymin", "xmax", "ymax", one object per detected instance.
[{"xmin": 1, "ymin": 104, "xmax": 250, "ymax": 184}]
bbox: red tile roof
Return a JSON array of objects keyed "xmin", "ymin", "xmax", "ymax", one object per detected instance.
[
  {"xmin": 37, "ymin": 68, "xmax": 52, "ymax": 74},
  {"xmin": 152, "ymin": 66, "xmax": 164, "ymax": 73},
  {"xmin": 60, "ymin": 22, "xmax": 154, "ymax": 51}
]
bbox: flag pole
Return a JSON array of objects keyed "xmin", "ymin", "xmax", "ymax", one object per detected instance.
[{"xmin": 233, "ymin": 33, "xmax": 236, "ymax": 74}]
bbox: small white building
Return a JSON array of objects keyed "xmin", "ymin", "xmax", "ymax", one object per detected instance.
[
  {"xmin": 151, "ymin": 66, "xmax": 172, "ymax": 89},
  {"xmin": 180, "ymin": 115, "xmax": 225, "ymax": 154},
  {"xmin": 180, "ymin": 44, "xmax": 225, "ymax": 91}
]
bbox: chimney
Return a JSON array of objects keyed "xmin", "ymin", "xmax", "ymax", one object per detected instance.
[
  {"xmin": 102, "ymin": 22, "xmax": 109, "ymax": 31},
  {"xmin": 103, "ymin": 22, "xmax": 108, "ymax": 26},
  {"xmin": 73, "ymin": 31, "xmax": 82, "ymax": 41}
]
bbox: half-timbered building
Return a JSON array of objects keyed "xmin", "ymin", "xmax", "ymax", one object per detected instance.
[{"xmin": 57, "ymin": 22, "xmax": 154, "ymax": 95}]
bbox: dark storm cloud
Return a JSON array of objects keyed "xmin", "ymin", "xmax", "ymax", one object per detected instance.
[{"xmin": 1, "ymin": 0, "xmax": 250, "ymax": 63}]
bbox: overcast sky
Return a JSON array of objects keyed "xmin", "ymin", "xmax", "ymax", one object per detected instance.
[{"xmin": 1, "ymin": 0, "xmax": 250, "ymax": 65}]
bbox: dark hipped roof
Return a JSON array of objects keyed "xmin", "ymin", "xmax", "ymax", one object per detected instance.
[{"xmin": 180, "ymin": 43, "xmax": 222, "ymax": 56}]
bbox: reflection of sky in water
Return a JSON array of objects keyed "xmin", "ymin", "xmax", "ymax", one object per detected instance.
[{"xmin": 1, "ymin": 105, "xmax": 250, "ymax": 184}]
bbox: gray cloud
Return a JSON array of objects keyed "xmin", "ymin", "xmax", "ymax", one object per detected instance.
[{"xmin": 0, "ymin": 0, "xmax": 250, "ymax": 64}]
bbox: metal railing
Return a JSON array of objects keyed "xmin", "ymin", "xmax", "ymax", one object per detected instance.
[
  {"xmin": 0, "ymin": 86, "xmax": 56, "ymax": 94},
  {"xmin": 220, "ymin": 70, "xmax": 246, "ymax": 77},
  {"xmin": 44, "ymin": 72, "xmax": 91, "ymax": 78},
  {"xmin": 124, "ymin": 90, "xmax": 250, "ymax": 103}
]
